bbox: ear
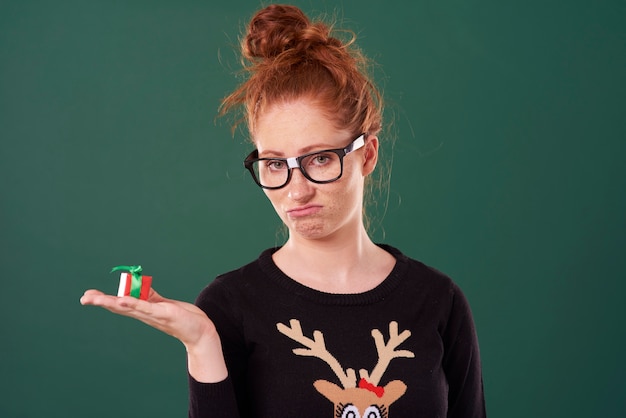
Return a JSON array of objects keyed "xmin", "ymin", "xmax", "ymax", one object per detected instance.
[
  {"xmin": 362, "ymin": 134, "xmax": 379, "ymax": 176},
  {"xmin": 381, "ymin": 380, "xmax": 407, "ymax": 405},
  {"xmin": 313, "ymin": 379, "xmax": 344, "ymax": 403}
]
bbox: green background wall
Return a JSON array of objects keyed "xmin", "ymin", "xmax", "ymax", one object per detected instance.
[{"xmin": 1, "ymin": 0, "xmax": 624, "ymax": 416}]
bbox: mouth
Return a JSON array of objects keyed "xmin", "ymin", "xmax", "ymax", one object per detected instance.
[{"xmin": 286, "ymin": 204, "xmax": 322, "ymax": 219}]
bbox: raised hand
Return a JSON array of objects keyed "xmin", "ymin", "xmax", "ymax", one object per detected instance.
[{"xmin": 80, "ymin": 288, "xmax": 228, "ymax": 382}]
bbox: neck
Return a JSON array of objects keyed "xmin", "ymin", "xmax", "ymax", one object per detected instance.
[
  {"xmin": 285, "ymin": 224, "xmax": 371, "ymax": 260},
  {"xmin": 273, "ymin": 224, "xmax": 394, "ymax": 294}
]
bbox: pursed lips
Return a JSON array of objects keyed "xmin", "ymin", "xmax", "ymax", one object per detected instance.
[{"xmin": 286, "ymin": 204, "xmax": 323, "ymax": 218}]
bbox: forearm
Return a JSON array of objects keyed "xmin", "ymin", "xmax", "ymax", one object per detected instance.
[
  {"xmin": 186, "ymin": 333, "xmax": 241, "ymax": 417},
  {"xmin": 186, "ymin": 332, "xmax": 229, "ymax": 383}
]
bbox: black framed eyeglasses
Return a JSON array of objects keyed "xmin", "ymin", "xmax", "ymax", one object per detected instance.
[{"xmin": 243, "ymin": 133, "xmax": 366, "ymax": 190}]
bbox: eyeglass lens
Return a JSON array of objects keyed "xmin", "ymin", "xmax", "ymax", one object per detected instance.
[{"xmin": 253, "ymin": 151, "xmax": 342, "ymax": 188}]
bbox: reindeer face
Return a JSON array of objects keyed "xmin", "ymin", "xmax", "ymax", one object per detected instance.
[
  {"xmin": 277, "ymin": 320, "xmax": 414, "ymax": 417},
  {"xmin": 314, "ymin": 379, "xmax": 407, "ymax": 418}
]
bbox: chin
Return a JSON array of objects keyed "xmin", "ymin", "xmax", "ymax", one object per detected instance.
[{"xmin": 290, "ymin": 220, "xmax": 329, "ymax": 240}]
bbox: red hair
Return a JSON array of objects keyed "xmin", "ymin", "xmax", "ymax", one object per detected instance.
[{"xmin": 220, "ymin": 4, "xmax": 383, "ymax": 138}]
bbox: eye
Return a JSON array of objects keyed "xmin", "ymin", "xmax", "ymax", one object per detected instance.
[
  {"xmin": 310, "ymin": 152, "xmax": 335, "ymax": 166},
  {"xmin": 363, "ymin": 406, "xmax": 382, "ymax": 418},
  {"xmin": 266, "ymin": 160, "xmax": 286, "ymax": 170},
  {"xmin": 339, "ymin": 404, "xmax": 361, "ymax": 418},
  {"xmin": 314, "ymin": 154, "xmax": 330, "ymax": 164}
]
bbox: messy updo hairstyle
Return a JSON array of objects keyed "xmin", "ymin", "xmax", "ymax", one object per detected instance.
[
  {"xmin": 220, "ymin": 4, "xmax": 383, "ymax": 138},
  {"xmin": 221, "ymin": 4, "xmax": 390, "ymax": 236}
]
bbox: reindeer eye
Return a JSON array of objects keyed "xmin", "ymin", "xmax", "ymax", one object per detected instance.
[
  {"xmin": 340, "ymin": 404, "xmax": 361, "ymax": 418},
  {"xmin": 363, "ymin": 406, "xmax": 382, "ymax": 418}
]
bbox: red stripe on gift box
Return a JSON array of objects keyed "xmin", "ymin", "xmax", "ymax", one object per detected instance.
[
  {"xmin": 139, "ymin": 276, "xmax": 152, "ymax": 300},
  {"xmin": 124, "ymin": 272, "xmax": 132, "ymax": 296}
]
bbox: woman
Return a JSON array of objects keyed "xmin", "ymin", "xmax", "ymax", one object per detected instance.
[{"xmin": 81, "ymin": 4, "xmax": 486, "ymax": 417}]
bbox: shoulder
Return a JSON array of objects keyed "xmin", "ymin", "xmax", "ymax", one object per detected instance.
[
  {"xmin": 382, "ymin": 244, "xmax": 469, "ymax": 314},
  {"xmin": 384, "ymin": 244, "xmax": 458, "ymax": 293},
  {"xmin": 195, "ymin": 247, "xmax": 277, "ymax": 308}
]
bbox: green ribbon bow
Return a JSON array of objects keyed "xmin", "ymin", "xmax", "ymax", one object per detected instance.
[{"xmin": 111, "ymin": 265, "xmax": 143, "ymax": 298}]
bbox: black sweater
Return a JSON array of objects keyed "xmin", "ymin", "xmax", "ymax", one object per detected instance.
[{"xmin": 189, "ymin": 245, "xmax": 486, "ymax": 417}]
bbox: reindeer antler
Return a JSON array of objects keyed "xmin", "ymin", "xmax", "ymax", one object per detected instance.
[
  {"xmin": 359, "ymin": 321, "xmax": 415, "ymax": 386},
  {"xmin": 277, "ymin": 319, "xmax": 357, "ymax": 389}
]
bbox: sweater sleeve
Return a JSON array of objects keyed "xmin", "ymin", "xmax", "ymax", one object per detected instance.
[
  {"xmin": 187, "ymin": 277, "xmax": 249, "ymax": 418},
  {"xmin": 188, "ymin": 375, "xmax": 240, "ymax": 418},
  {"xmin": 442, "ymin": 284, "xmax": 487, "ymax": 418}
]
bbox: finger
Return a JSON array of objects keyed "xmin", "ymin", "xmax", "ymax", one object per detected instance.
[
  {"xmin": 116, "ymin": 296, "xmax": 155, "ymax": 316},
  {"xmin": 145, "ymin": 288, "xmax": 166, "ymax": 303},
  {"xmin": 80, "ymin": 289, "xmax": 108, "ymax": 305},
  {"xmin": 107, "ymin": 297, "xmax": 178, "ymax": 332},
  {"xmin": 82, "ymin": 296, "xmax": 151, "ymax": 323},
  {"xmin": 81, "ymin": 288, "xmax": 158, "ymax": 318}
]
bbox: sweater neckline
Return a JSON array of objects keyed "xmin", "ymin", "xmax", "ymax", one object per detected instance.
[{"xmin": 257, "ymin": 244, "xmax": 409, "ymax": 306}]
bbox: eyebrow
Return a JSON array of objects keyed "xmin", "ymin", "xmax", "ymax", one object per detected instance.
[{"xmin": 259, "ymin": 143, "xmax": 338, "ymax": 158}]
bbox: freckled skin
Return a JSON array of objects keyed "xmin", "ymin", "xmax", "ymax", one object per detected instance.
[{"xmin": 254, "ymin": 99, "xmax": 373, "ymax": 242}]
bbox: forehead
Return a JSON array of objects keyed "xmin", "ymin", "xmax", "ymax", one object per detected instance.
[{"xmin": 253, "ymin": 99, "xmax": 351, "ymax": 154}]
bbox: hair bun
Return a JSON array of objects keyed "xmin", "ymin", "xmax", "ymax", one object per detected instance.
[
  {"xmin": 243, "ymin": 4, "xmax": 336, "ymax": 60},
  {"xmin": 221, "ymin": 4, "xmax": 383, "ymax": 146}
]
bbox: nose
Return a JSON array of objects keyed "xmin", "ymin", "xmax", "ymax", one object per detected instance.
[{"xmin": 287, "ymin": 168, "xmax": 315, "ymax": 201}]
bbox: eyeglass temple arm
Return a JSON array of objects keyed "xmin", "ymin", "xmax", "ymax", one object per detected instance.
[{"xmin": 345, "ymin": 134, "xmax": 365, "ymax": 154}]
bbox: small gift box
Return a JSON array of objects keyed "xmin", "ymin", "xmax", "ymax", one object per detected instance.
[{"xmin": 111, "ymin": 265, "xmax": 152, "ymax": 300}]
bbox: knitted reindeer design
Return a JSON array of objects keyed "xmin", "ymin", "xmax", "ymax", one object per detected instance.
[{"xmin": 277, "ymin": 319, "xmax": 415, "ymax": 417}]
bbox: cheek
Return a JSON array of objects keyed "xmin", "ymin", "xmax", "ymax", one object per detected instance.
[
  {"xmin": 339, "ymin": 163, "xmax": 366, "ymax": 194},
  {"xmin": 325, "ymin": 175, "xmax": 363, "ymax": 213}
]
